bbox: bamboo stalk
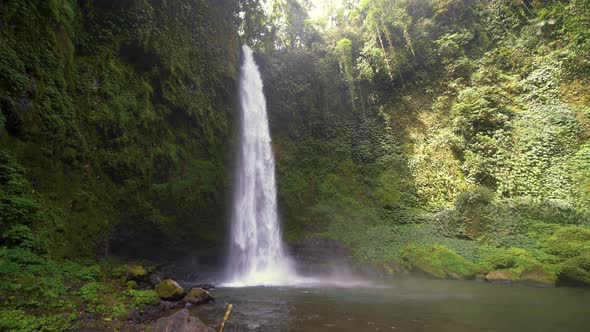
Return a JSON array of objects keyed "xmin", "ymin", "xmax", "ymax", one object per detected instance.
[{"xmin": 219, "ymin": 303, "xmax": 233, "ymax": 332}]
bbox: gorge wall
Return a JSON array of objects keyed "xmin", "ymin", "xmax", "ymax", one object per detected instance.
[{"xmin": 0, "ymin": 0, "xmax": 240, "ymax": 258}]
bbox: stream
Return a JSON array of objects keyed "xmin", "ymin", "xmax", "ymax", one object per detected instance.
[{"xmin": 188, "ymin": 278, "xmax": 590, "ymax": 332}]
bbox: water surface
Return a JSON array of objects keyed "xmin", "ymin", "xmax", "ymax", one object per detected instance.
[{"xmin": 190, "ymin": 279, "xmax": 590, "ymax": 332}]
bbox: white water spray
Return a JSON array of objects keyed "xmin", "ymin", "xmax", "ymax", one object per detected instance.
[{"xmin": 225, "ymin": 45, "xmax": 295, "ymax": 287}]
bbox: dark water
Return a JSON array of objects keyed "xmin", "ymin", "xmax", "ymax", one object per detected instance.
[{"xmin": 189, "ymin": 279, "xmax": 590, "ymax": 332}]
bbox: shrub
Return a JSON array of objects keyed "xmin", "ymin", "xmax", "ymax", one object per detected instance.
[
  {"xmin": 455, "ymin": 186, "xmax": 494, "ymax": 212},
  {"xmin": 438, "ymin": 187, "xmax": 496, "ymax": 240},
  {"xmin": 545, "ymin": 226, "xmax": 590, "ymax": 258},
  {"xmin": 0, "ymin": 309, "xmax": 73, "ymax": 332},
  {"xmin": 62, "ymin": 261, "xmax": 101, "ymax": 281},
  {"xmin": 124, "ymin": 289, "xmax": 158, "ymax": 307}
]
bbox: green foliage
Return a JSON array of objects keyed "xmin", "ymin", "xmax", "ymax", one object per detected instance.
[
  {"xmin": 435, "ymin": 187, "xmax": 496, "ymax": 240},
  {"xmin": 78, "ymin": 281, "xmax": 128, "ymax": 318},
  {"xmin": 78, "ymin": 282, "xmax": 103, "ymax": 307},
  {"xmin": 356, "ymin": 223, "xmax": 484, "ymax": 263},
  {"xmin": 495, "ymin": 105, "xmax": 584, "ymax": 201},
  {"xmin": 545, "ymin": 226, "xmax": 590, "ymax": 258},
  {"xmin": 559, "ymin": 253, "xmax": 590, "ymax": 285},
  {"xmin": 0, "ymin": 309, "xmax": 74, "ymax": 332},
  {"xmin": 61, "ymin": 261, "xmax": 101, "ymax": 281},
  {"xmin": 0, "ymin": 248, "xmax": 67, "ymax": 301},
  {"xmin": 455, "ymin": 186, "xmax": 493, "ymax": 212},
  {"xmin": 124, "ymin": 289, "xmax": 159, "ymax": 307}
]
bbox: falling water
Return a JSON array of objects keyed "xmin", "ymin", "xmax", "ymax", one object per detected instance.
[{"xmin": 225, "ymin": 45, "xmax": 295, "ymax": 286}]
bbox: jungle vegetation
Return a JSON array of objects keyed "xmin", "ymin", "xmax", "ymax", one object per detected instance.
[{"xmin": 1, "ymin": 0, "xmax": 589, "ymax": 330}]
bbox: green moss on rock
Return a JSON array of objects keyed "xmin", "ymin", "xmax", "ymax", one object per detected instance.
[
  {"xmin": 155, "ymin": 279, "xmax": 185, "ymax": 300},
  {"xmin": 480, "ymin": 247, "xmax": 538, "ymax": 273},
  {"xmin": 520, "ymin": 265, "xmax": 557, "ymax": 286},
  {"xmin": 184, "ymin": 287, "xmax": 213, "ymax": 305},
  {"xmin": 126, "ymin": 265, "xmax": 147, "ymax": 279},
  {"xmin": 399, "ymin": 244, "xmax": 476, "ymax": 279}
]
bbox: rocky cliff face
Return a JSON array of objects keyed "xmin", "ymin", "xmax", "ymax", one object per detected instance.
[{"xmin": 0, "ymin": 0, "xmax": 240, "ymax": 258}]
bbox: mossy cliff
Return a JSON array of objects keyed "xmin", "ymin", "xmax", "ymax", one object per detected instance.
[
  {"xmin": 0, "ymin": 0, "xmax": 240, "ymax": 258},
  {"xmin": 256, "ymin": 0, "xmax": 590, "ymax": 286}
]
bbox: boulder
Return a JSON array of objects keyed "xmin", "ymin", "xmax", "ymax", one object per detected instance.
[
  {"xmin": 156, "ymin": 279, "xmax": 185, "ymax": 301},
  {"xmin": 520, "ymin": 265, "xmax": 556, "ymax": 287},
  {"xmin": 148, "ymin": 270, "xmax": 165, "ymax": 287},
  {"xmin": 485, "ymin": 270, "xmax": 519, "ymax": 284},
  {"xmin": 399, "ymin": 245, "xmax": 476, "ymax": 279},
  {"xmin": 126, "ymin": 265, "xmax": 147, "ymax": 281},
  {"xmin": 128, "ymin": 301, "xmax": 180, "ymax": 324},
  {"xmin": 183, "ymin": 287, "xmax": 214, "ymax": 305},
  {"xmin": 153, "ymin": 309, "xmax": 214, "ymax": 332}
]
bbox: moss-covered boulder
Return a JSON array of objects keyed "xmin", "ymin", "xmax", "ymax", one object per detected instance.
[
  {"xmin": 183, "ymin": 287, "xmax": 214, "ymax": 305},
  {"xmin": 399, "ymin": 245, "xmax": 476, "ymax": 279},
  {"xmin": 485, "ymin": 269, "xmax": 520, "ymax": 283},
  {"xmin": 126, "ymin": 265, "xmax": 147, "ymax": 281},
  {"xmin": 558, "ymin": 253, "xmax": 590, "ymax": 286},
  {"xmin": 481, "ymin": 247, "xmax": 535, "ymax": 271},
  {"xmin": 520, "ymin": 265, "xmax": 556, "ymax": 287},
  {"xmin": 155, "ymin": 279, "xmax": 185, "ymax": 301}
]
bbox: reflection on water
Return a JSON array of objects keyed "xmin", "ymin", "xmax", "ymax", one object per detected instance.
[{"xmin": 190, "ymin": 278, "xmax": 590, "ymax": 332}]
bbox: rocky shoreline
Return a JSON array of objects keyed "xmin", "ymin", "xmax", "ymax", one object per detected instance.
[{"xmin": 74, "ymin": 264, "xmax": 219, "ymax": 331}]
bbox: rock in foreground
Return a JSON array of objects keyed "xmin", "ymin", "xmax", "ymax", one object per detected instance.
[{"xmin": 153, "ymin": 309, "xmax": 214, "ymax": 332}]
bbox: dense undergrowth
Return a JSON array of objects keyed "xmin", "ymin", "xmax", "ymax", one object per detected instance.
[{"xmin": 0, "ymin": 245, "xmax": 159, "ymax": 331}]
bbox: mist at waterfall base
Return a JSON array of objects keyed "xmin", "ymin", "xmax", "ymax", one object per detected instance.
[{"xmin": 223, "ymin": 45, "xmax": 367, "ymax": 288}]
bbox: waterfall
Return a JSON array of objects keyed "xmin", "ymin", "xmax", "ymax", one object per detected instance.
[{"xmin": 225, "ymin": 45, "xmax": 295, "ymax": 286}]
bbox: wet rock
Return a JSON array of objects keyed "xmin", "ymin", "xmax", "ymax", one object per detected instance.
[
  {"xmin": 160, "ymin": 300, "xmax": 179, "ymax": 311},
  {"xmin": 485, "ymin": 270, "xmax": 519, "ymax": 284},
  {"xmin": 156, "ymin": 279, "xmax": 185, "ymax": 300},
  {"xmin": 183, "ymin": 287, "xmax": 214, "ymax": 305},
  {"xmin": 128, "ymin": 301, "xmax": 181, "ymax": 324},
  {"xmin": 153, "ymin": 309, "xmax": 214, "ymax": 332},
  {"xmin": 192, "ymin": 283, "xmax": 215, "ymax": 291},
  {"xmin": 148, "ymin": 270, "xmax": 165, "ymax": 287}
]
